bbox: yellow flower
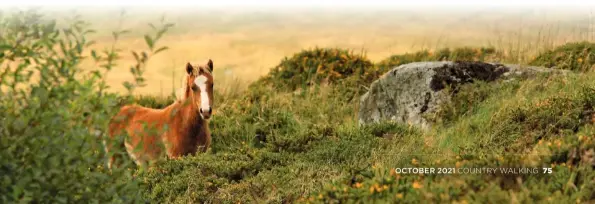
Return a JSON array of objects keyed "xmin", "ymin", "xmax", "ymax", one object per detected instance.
[
  {"xmin": 318, "ymin": 194, "xmax": 323, "ymax": 199},
  {"xmin": 316, "ymin": 65, "xmax": 324, "ymax": 73},
  {"xmin": 411, "ymin": 158, "xmax": 419, "ymax": 165},
  {"xmin": 455, "ymin": 161, "xmax": 462, "ymax": 168},
  {"xmin": 354, "ymin": 182, "xmax": 362, "ymax": 188},
  {"xmin": 369, "ymin": 186, "xmax": 376, "ymax": 193},
  {"xmin": 343, "ymin": 187, "xmax": 347, "ymax": 192},
  {"xmin": 396, "ymin": 193, "xmax": 404, "ymax": 199},
  {"xmin": 382, "ymin": 185, "xmax": 389, "ymax": 190},
  {"xmin": 412, "ymin": 181, "xmax": 423, "ymax": 189},
  {"xmin": 578, "ymin": 58, "xmax": 583, "ymax": 63}
]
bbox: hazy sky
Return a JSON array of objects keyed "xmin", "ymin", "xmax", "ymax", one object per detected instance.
[{"xmin": 2, "ymin": 0, "xmax": 595, "ymax": 9}]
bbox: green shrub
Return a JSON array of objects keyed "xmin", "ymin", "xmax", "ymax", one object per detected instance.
[
  {"xmin": 0, "ymin": 10, "xmax": 171, "ymax": 203},
  {"xmin": 131, "ymin": 95, "xmax": 176, "ymax": 109},
  {"xmin": 488, "ymin": 82, "xmax": 595, "ymax": 152},
  {"xmin": 439, "ymin": 47, "xmax": 499, "ymax": 62},
  {"xmin": 374, "ymin": 50, "xmax": 434, "ymax": 73},
  {"xmin": 529, "ymin": 41, "xmax": 595, "ymax": 72},
  {"xmin": 141, "ymin": 148, "xmax": 289, "ymax": 203},
  {"xmin": 427, "ymin": 79, "xmax": 523, "ymax": 125},
  {"xmin": 253, "ymin": 47, "xmax": 374, "ymax": 91},
  {"xmin": 374, "ymin": 47, "xmax": 501, "ymax": 77}
]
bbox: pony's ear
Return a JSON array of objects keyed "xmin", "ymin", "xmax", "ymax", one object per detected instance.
[
  {"xmin": 185, "ymin": 62, "xmax": 193, "ymax": 75},
  {"xmin": 207, "ymin": 59, "xmax": 213, "ymax": 72}
]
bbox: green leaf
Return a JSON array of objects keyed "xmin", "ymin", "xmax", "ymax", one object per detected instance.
[
  {"xmin": 123, "ymin": 81, "xmax": 134, "ymax": 91},
  {"xmin": 90, "ymin": 50, "xmax": 98, "ymax": 61},
  {"xmin": 86, "ymin": 40, "xmax": 96, "ymax": 48},
  {"xmin": 0, "ymin": 44, "xmax": 11, "ymax": 51},
  {"xmin": 144, "ymin": 35, "xmax": 154, "ymax": 50},
  {"xmin": 154, "ymin": 46, "xmax": 168, "ymax": 55}
]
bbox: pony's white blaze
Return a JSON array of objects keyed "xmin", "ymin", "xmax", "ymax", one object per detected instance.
[{"xmin": 193, "ymin": 75, "xmax": 210, "ymax": 112}]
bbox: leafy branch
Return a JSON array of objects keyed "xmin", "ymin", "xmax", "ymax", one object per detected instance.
[{"xmin": 124, "ymin": 15, "xmax": 174, "ymax": 95}]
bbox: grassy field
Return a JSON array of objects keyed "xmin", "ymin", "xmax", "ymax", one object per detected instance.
[
  {"xmin": 1, "ymin": 6, "xmax": 595, "ymax": 203},
  {"xmin": 37, "ymin": 6, "xmax": 595, "ymax": 95}
]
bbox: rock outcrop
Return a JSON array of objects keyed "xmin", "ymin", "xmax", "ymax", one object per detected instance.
[{"xmin": 358, "ymin": 61, "xmax": 564, "ymax": 129}]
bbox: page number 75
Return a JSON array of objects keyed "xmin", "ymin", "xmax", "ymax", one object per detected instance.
[{"xmin": 543, "ymin": 168, "xmax": 552, "ymax": 174}]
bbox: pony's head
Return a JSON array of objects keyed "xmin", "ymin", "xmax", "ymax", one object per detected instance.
[{"xmin": 183, "ymin": 60, "xmax": 214, "ymax": 119}]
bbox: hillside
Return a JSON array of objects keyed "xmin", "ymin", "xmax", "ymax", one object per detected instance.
[{"xmin": 1, "ymin": 9, "xmax": 594, "ymax": 203}]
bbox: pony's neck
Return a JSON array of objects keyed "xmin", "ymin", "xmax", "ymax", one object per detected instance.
[{"xmin": 175, "ymin": 97, "xmax": 204, "ymax": 128}]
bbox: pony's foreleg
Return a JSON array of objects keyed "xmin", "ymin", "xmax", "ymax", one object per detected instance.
[
  {"xmin": 103, "ymin": 139, "xmax": 116, "ymax": 170},
  {"xmin": 124, "ymin": 141, "xmax": 149, "ymax": 168},
  {"xmin": 103, "ymin": 133, "xmax": 126, "ymax": 170}
]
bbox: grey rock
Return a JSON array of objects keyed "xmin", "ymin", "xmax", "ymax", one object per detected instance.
[{"xmin": 358, "ymin": 61, "xmax": 565, "ymax": 130}]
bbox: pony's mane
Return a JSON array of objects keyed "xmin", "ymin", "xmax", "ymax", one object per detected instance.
[{"xmin": 175, "ymin": 75, "xmax": 188, "ymax": 102}]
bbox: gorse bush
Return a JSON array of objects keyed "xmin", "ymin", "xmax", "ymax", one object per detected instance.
[
  {"xmin": 374, "ymin": 50, "xmax": 433, "ymax": 72},
  {"xmin": 374, "ymin": 47, "xmax": 501, "ymax": 75},
  {"xmin": 252, "ymin": 46, "xmax": 501, "ymax": 100},
  {"xmin": 254, "ymin": 47, "xmax": 374, "ymax": 91},
  {"xmin": 129, "ymin": 94, "xmax": 176, "ymax": 109},
  {"xmin": 530, "ymin": 41, "xmax": 595, "ymax": 72},
  {"xmin": 0, "ymin": 10, "xmax": 172, "ymax": 202}
]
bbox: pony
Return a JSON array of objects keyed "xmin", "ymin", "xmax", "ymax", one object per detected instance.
[{"xmin": 105, "ymin": 60, "xmax": 214, "ymax": 168}]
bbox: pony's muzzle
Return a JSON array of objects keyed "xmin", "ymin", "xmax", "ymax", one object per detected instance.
[{"xmin": 200, "ymin": 107, "xmax": 212, "ymax": 119}]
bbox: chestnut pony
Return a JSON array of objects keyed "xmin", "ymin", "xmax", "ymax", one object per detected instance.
[{"xmin": 106, "ymin": 60, "xmax": 214, "ymax": 168}]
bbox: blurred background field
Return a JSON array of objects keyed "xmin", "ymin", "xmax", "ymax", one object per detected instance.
[{"xmin": 19, "ymin": 5, "xmax": 595, "ymax": 95}]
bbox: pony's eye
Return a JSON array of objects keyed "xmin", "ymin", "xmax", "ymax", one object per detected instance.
[{"xmin": 191, "ymin": 85, "xmax": 198, "ymax": 91}]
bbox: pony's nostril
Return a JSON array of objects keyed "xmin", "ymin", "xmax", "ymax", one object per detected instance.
[
  {"xmin": 199, "ymin": 108, "xmax": 203, "ymax": 113},
  {"xmin": 208, "ymin": 108, "xmax": 212, "ymax": 114}
]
